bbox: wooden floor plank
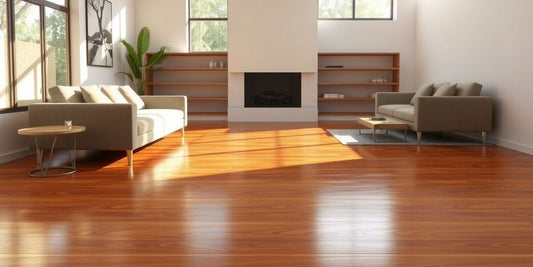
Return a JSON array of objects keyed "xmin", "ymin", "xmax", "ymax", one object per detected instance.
[{"xmin": 1, "ymin": 121, "xmax": 533, "ymax": 266}]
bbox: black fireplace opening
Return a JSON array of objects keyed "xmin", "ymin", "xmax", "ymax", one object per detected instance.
[{"xmin": 245, "ymin": 72, "xmax": 301, "ymax": 108}]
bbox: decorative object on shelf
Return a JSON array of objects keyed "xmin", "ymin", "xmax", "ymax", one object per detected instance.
[
  {"xmin": 119, "ymin": 27, "xmax": 168, "ymax": 95},
  {"xmin": 86, "ymin": 0, "xmax": 113, "ymax": 67},
  {"xmin": 371, "ymin": 78, "xmax": 388, "ymax": 84},
  {"xmin": 323, "ymin": 93, "xmax": 339, "ymax": 98}
]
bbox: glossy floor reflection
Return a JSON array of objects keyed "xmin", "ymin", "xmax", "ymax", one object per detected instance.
[{"xmin": 1, "ymin": 122, "xmax": 533, "ymax": 266}]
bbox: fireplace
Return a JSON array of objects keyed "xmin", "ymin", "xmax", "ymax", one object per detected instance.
[{"xmin": 244, "ymin": 73, "xmax": 301, "ymax": 108}]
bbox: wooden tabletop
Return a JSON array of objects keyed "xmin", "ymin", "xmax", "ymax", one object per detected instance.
[
  {"xmin": 357, "ymin": 117, "xmax": 407, "ymax": 129},
  {"xmin": 17, "ymin": 125, "xmax": 86, "ymax": 136}
]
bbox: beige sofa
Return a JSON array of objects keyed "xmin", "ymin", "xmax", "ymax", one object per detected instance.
[
  {"xmin": 28, "ymin": 85, "xmax": 187, "ymax": 165},
  {"xmin": 375, "ymin": 82, "xmax": 492, "ymax": 144}
]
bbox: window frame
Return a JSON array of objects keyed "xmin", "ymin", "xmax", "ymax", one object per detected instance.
[
  {"xmin": 187, "ymin": 0, "xmax": 228, "ymax": 52},
  {"xmin": 318, "ymin": 0, "xmax": 394, "ymax": 21},
  {"xmin": 1, "ymin": 0, "xmax": 71, "ymax": 113}
]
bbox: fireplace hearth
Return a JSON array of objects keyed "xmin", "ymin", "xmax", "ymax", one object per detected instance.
[{"xmin": 245, "ymin": 73, "xmax": 301, "ymax": 108}]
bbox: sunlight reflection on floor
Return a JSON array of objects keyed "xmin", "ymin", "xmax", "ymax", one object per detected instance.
[{"xmin": 138, "ymin": 127, "xmax": 362, "ymax": 181}]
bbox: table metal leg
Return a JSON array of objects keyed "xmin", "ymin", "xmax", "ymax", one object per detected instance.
[{"xmin": 29, "ymin": 135, "xmax": 78, "ymax": 178}]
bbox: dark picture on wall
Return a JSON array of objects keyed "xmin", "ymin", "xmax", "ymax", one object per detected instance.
[{"xmin": 86, "ymin": 0, "xmax": 113, "ymax": 67}]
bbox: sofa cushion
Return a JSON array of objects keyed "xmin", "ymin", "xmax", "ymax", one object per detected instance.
[
  {"xmin": 48, "ymin": 86, "xmax": 84, "ymax": 103},
  {"xmin": 455, "ymin": 82, "xmax": 482, "ymax": 96},
  {"xmin": 378, "ymin": 104, "xmax": 412, "ymax": 116},
  {"xmin": 410, "ymin": 83, "xmax": 434, "ymax": 105},
  {"xmin": 101, "ymin": 85, "xmax": 129, "ymax": 104},
  {"xmin": 433, "ymin": 83, "xmax": 457, "ymax": 97},
  {"xmin": 137, "ymin": 109, "xmax": 185, "ymax": 137},
  {"xmin": 392, "ymin": 106, "xmax": 415, "ymax": 122},
  {"xmin": 80, "ymin": 85, "xmax": 113, "ymax": 103},
  {"xmin": 119, "ymin": 85, "xmax": 145, "ymax": 110}
]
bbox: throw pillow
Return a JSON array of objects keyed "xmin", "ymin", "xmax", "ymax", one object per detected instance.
[
  {"xmin": 80, "ymin": 85, "xmax": 113, "ymax": 103},
  {"xmin": 455, "ymin": 82, "xmax": 482, "ymax": 96},
  {"xmin": 118, "ymin": 85, "xmax": 145, "ymax": 110},
  {"xmin": 409, "ymin": 83, "xmax": 434, "ymax": 105},
  {"xmin": 101, "ymin": 85, "xmax": 129, "ymax": 104},
  {"xmin": 48, "ymin": 86, "xmax": 84, "ymax": 103},
  {"xmin": 433, "ymin": 83, "xmax": 457, "ymax": 97}
]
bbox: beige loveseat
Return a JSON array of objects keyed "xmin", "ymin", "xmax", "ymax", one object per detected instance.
[
  {"xmin": 28, "ymin": 85, "xmax": 187, "ymax": 165},
  {"xmin": 375, "ymin": 82, "xmax": 492, "ymax": 144}
]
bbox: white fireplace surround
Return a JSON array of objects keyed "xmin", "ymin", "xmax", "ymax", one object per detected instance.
[{"xmin": 227, "ymin": 0, "xmax": 318, "ymax": 122}]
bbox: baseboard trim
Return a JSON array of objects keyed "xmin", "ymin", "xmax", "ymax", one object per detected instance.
[
  {"xmin": 493, "ymin": 139, "xmax": 533, "ymax": 156},
  {"xmin": 458, "ymin": 132, "xmax": 533, "ymax": 156},
  {"xmin": 0, "ymin": 149, "xmax": 34, "ymax": 164}
]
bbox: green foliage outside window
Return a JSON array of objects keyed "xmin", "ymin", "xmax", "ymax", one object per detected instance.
[
  {"xmin": 0, "ymin": 0, "xmax": 69, "ymax": 111},
  {"xmin": 45, "ymin": 8, "xmax": 69, "ymax": 87},
  {"xmin": 189, "ymin": 0, "xmax": 227, "ymax": 52},
  {"xmin": 319, "ymin": 0, "xmax": 393, "ymax": 20}
]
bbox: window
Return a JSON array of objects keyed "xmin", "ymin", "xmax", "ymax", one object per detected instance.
[
  {"xmin": 318, "ymin": 0, "xmax": 393, "ymax": 20},
  {"xmin": 0, "ymin": 0, "xmax": 70, "ymax": 112},
  {"xmin": 188, "ymin": 0, "xmax": 227, "ymax": 52}
]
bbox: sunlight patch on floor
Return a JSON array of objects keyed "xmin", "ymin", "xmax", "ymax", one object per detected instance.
[{"xmin": 135, "ymin": 126, "xmax": 362, "ymax": 181}]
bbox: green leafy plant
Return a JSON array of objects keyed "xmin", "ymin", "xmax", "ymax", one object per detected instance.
[{"xmin": 119, "ymin": 27, "xmax": 167, "ymax": 95}]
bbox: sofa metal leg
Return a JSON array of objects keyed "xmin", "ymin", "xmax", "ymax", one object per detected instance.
[
  {"xmin": 482, "ymin": 132, "xmax": 487, "ymax": 144},
  {"xmin": 127, "ymin": 150, "xmax": 133, "ymax": 166},
  {"xmin": 417, "ymin": 132, "xmax": 422, "ymax": 144}
]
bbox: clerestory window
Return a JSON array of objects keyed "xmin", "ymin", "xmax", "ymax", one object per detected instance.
[
  {"xmin": 188, "ymin": 0, "xmax": 228, "ymax": 52},
  {"xmin": 318, "ymin": 0, "xmax": 394, "ymax": 20}
]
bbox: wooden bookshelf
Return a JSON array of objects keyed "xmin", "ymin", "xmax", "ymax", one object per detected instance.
[
  {"xmin": 146, "ymin": 52, "xmax": 228, "ymax": 118},
  {"xmin": 317, "ymin": 52, "xmax": 400, "ymax": 115}
]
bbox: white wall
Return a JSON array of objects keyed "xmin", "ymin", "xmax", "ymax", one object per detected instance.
[
  {"xmin": 416, "ymin": 0, "xmax": 533, "ymax": 154},
  {"xmin": 0, "ymin": 0, "xmax": 136, "ymax": 163},
  {"xmin": 135, "ymin": 0, "xmax": 188, "ymax": 52},
  {"xmin": 0, "ymin": 112, "xmax": 34, "ymax": 163},
  {"xmin": 228, "ymin": 0, "xmax": 317, "ymax": 73},
  {"xmin": 318, "ymin": 0, "xmax": 417, "ymax": 92}
]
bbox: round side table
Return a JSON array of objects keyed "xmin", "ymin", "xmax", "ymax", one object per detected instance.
[{"xmin": 18, "ymin": 125, "xmax": 86, "ymax": 177}]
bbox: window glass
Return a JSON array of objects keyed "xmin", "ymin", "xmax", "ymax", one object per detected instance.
[
  {"xmin": 189, "ymin": 0, "xmax": 227, "ymax": 52},
  {"xmin": 14, "ymin": 0, "xmax": 43, "ymax": 107},
  {"xmin": 355, "ymin": 0, "xmax": 392, "ymax": 19},
  {"xmin": 190, "ymin": 0, "xmax": 227, "ymax": 18},
  {"xmin": 318, "ymin": 0, "xmax": 393, "ymax": 20},
  {"xmin": 45, "ymin": 7, "xmax": 68, "ymax": 90},
  {"xmin": 190, "ymin": 20, "xmax": 227, "ymax": 52},
  {"xmin": 318, "ymin": 0, "xmax": 352, "ymax": 19},
  {"xmin": 0, "ymin": 0, "xmax": 9, "ymax": 109},
  {"xmin": 47, "ymin": 0, "xmax": 66, "ymax": 6}
]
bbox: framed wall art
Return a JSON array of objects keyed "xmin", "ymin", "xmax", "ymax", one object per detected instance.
[{"xmin": 86, "ymin": 0, "xmax": 113, "ymax": 67}]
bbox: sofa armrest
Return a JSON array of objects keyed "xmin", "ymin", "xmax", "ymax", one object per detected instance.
[
  {"xmin": 414, "ymin": 96, "xmax": 493, "ymax": 132},
  {"xmin": 28, "ymin": 103, "xmax": 136, "ymax": 150},
  {"xmin": 140, "ymin": 95, "xmax": 188, "ymax": 126},
  {"xmin": 375, "ymin": 92, "xmax": 414, "ymax": 109}
]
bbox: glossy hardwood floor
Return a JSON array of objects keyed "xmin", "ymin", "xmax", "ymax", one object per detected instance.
[{"xmin": 1, "ymin": 121, "xmax": 533, "ymax": 266}]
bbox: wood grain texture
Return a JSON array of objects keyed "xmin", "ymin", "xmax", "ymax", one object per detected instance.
[{"xmin": 1, "ymin": 121, "xmax": 533, "ymax": 266}]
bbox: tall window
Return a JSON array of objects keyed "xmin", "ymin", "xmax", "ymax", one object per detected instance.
[
  {"xmin": 188, "ymin": 0, "xmax": 227, "ymax": 52},
  {"xmin": 0, "ymin": 0, "xmax": 70, "ymax": 112},
  {"xmin": 318, "ymin": 0, "xmax": 393, "ymax": 20}
]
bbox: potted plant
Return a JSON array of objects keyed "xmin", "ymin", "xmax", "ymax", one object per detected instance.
[{"xmin": 119, "ymin": 27, "xmax": 167, "ymax": 95}]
